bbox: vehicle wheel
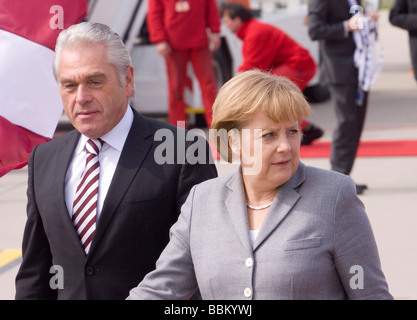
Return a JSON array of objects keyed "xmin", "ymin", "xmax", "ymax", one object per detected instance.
[{"xmin": 212, "ymin": 40, "xmax": 233, "ymax": 88}]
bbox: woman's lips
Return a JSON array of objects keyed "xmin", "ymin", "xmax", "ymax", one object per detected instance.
[{"xmin": 272, "ymin": 159, "xmax": 291, "ymax": 166}]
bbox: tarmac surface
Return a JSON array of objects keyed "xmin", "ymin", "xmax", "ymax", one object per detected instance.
[{"xmin": 0, "ymin": 10, "xmax": 416, "ymax": 300}]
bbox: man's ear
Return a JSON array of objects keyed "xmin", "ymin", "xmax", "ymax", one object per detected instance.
[{"xmin": 125, "ymin": 65, "xmax": 135, "ymax": 96}]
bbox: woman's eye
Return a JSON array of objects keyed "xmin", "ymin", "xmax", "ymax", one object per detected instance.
[{"xmin": 288, "ymin": 129, "xmax": 299, "ymax": 135}]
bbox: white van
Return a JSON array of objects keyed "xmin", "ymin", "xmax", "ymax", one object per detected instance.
[{"xmin": 87, "ymin": 0, "xmax": 329, "ymax": 124}]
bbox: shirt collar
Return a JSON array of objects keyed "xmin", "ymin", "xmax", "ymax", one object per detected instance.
[
  {"xmin": 76, "ymin": 105, "xmax": 134, "ymax": 154},
  {"xmin": 100, "ymin": 106, "xmax": 134, "ymax": 152}
]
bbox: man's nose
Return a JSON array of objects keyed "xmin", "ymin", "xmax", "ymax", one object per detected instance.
[{"xmin": 75, "ymin": 85, "xmax": 93, "ymax": 105}]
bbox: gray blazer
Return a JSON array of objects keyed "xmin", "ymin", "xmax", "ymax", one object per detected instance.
[{"xmin": 127, "ymin": 162, "xmax": 393, "ymax": 300}]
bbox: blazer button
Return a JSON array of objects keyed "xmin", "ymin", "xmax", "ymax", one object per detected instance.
[
  {"xmin": 244, "ymin": 287, "xmax": 252, "ymax": 298},
  {"xmin": 245, "ymin": 257, "xmax": 253, "ymax": 268},
  {"xmin": 86, "ymin": 267, "xmax": 95, "ymax": 276}
]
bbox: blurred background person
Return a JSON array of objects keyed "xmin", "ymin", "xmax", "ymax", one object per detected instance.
[
  {"xmin": 389, "ymin": 0, "xmax": 417, "ymax": 83},
  {"xmin": 221, "ymin": 2, "xmax": 324, "ymax": 145},
  {"xmin": 307, "ymin": 0, "xmax": 379, "ymax": 194},
  {"xmin": 147, "ymin": 0, "xmax": 221, "ymax": 128},
  {"xmin": 127, "ymin": 70, "xmax": 392, "ymax": 300}
]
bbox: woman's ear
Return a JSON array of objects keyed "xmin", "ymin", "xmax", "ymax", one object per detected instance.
[{"xmin": 228, "ymin": 128, "xmax": 241, "ymax": 155}]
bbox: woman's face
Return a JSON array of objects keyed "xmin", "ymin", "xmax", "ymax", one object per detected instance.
[{"xmin": 235, "ymin": 110, "xmax": 301, "ymax": 189}]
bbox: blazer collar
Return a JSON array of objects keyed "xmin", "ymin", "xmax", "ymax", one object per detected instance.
[
  {"xmin": 52, "ymin": 130, "xmax": 87, "ymax": 256},
  {"xmin": 253, "ymin": 163, "xmax": 306, "ymax": 250},
  {"xmin": 225, "ymin": 168, "xmax": 252, "ymax": 252},
  {"xmin": 225, "ymin": 162, "xmax": 307, "ymax": 252}
]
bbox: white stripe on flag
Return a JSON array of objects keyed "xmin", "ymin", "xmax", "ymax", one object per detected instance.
[{"xmin": 0, "ymin": 29, "xmax": 63, "ymax": 138}]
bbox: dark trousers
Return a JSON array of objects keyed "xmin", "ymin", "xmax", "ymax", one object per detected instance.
[{"xmin": 329, "ymin": 84, "xmax": 369, "ymax": 176}]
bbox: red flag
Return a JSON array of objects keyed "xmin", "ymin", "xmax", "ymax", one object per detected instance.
[
  {"xmin": 0, "ymin": 116, "xmax": 49, "ymax": 177},
  {"xmin": 0, "ymin": 0, "xmax": 88, "ymax": 177}
]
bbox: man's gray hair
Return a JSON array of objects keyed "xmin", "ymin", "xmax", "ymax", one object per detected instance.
[{"xmin": 53, "ymin": 22, "xmax": 135, "ymax": 102}]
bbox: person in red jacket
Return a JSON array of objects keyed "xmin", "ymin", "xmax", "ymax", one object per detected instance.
[
  {"xmin": 147, "ymin": 0, "xmax": 221, "ymax": 128},
  {"xmin": 222, "ymin": 2, "xmax": 323, "ymax": 145}
]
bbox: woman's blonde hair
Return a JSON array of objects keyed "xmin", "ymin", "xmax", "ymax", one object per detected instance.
[{"xmin": 210, "ymin": 70, "xmax": 311, "ymax": 162}]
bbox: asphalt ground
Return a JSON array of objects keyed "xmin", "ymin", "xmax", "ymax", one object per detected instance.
[{"xmin": 0, "ymin": 10, "xmax": 416, "ymax": 300}]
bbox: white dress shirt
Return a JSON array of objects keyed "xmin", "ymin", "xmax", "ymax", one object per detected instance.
[{"xmin": 65, "ymin": 106, "xmax": 134, "ymax": 220}]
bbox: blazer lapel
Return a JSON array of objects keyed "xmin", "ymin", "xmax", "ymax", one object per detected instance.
[
  {"xmin": 252, "ymin": 163, "xmax": 306, "ymax": 251},
  {"xmin": 89, "ymin": 111, "xmax": 154, "ymax": 253},
  {"xmin": 52, "ymin": 130, "xmax": 87, "ymax": 255},
  {"xmin": 225, "ymin": 169, "xmax": 253, "ymax": 253}
]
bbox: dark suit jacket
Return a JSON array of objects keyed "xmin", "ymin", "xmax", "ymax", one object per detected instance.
[
  {"xmin": 15, "ymin": 108, "xmax": 217, "ymax": 300},
  {"xmin": 307, "ymin": 0, "xmax": 359, "ymax": 85},
  {"xmin": 389, "ymin": 0, "xmax": 417, "ymax": 36},
  {"xmin": 389, "ymin": 0, "xmax": 417, "ymax": 79}
]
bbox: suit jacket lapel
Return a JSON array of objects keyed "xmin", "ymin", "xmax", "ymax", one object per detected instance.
[
  {"xmin": 89, "ymin": 111, "xmax": 154, "ymax": 253},
  {"xmin": 53, "ymin": 130, "xmax": 87, "ymax": 255},
  {"xmin": 225, "ymin": 169, "xmax": 253, "ymax": 253},
  {"xmin": 252, "ymin": 163, "xmax": 306, "ymax": 251}
]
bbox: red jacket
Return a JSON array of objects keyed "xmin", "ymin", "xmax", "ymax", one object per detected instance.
[
  {"xmin": 147, "ymin": 0, "xmax": 220, "ymax": 50},
  {"xmin": 237, "ymin": 18, "xmax": 315, "ymax": 73}
]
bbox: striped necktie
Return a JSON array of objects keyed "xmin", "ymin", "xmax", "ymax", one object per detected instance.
[{"xmin": 72, "ymin": 138, "xmax": 103, "ymax": 254}]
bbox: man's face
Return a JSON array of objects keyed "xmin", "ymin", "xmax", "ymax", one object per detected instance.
[
  {"xmin": 58, "ymin": 42, "xmax": 134, "ymax": 139},
  {"xmin": 223, "ymin": 11, "xmax": 242, "ymax": 33}
]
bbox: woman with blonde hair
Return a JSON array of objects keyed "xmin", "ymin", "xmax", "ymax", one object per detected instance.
[{"xmin": 127, "ymin": 70, "xmax": 392, "ymax": 300}]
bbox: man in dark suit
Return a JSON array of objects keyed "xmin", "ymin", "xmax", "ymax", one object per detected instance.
[
  {"xmin": 15, "ymin": 22, "xmax": 217, "ymax": 300},
  {"xmin": 307, "ymin": 0, "xmax": 378, "ymax": 194},
  {"xmin": 389, "ymin": 0, "xmax": 417, "ymax": 83}
]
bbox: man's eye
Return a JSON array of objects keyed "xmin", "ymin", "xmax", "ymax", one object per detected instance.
[
  {"xmin": 90, "ymin": 81, "xmax": 103, "ymax": 87},
  {"xmin": 262, "ymin": 132, "xmax": 273, "ymax": 138},
  {"xmin": 63, "ymin": 84, "xmax": 76, "ymax": 90}
]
